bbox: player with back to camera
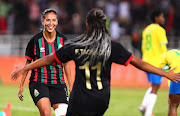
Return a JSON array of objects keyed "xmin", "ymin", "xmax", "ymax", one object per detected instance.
[
  {"xmin": 159, "ymin": 49, "xmax": 180, "ymax": 116},
  {"xmin": 139, "ymin": 9, "xmax": 168, "ymax": 116},
  {"xmin": 11, "ymin": 9, "xmax": 73, "ymax": 116},
  {"xmin": 11, "ymin": 8, "xmax": 180, "ymax": 116}
]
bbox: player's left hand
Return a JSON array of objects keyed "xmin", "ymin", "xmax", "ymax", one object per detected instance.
[
  {"xmin": 166, "ymin": 67, "xmax": 180, "ymax": 83},
  {"xmin": 18, "ymin": 86, "xmax": 24, "ymax": 101}
]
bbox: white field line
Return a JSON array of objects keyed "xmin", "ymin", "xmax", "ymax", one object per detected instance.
[
  {"xmin": 0, "ymin": 104, "xmax": 55, "ymax": 113},
  {"xmin": 0, "ymin": 104, "xmax": 38, "ymax": 112}
]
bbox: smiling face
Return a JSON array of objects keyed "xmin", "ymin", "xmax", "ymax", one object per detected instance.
[{"xmin": 41, "ymin": 12, "xmax": 58, "ymax": 33}]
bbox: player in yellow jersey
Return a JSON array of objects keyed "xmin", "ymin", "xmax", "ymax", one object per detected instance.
[
  {"xmin": 139, "ymin": 9, "xmax": 168, "ymax": 116},
  {"xmin": 159, "ymin": 49, "xmax": 180, "ymax": 116}
]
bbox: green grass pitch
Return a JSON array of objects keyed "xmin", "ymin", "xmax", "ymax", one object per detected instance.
[{"xmin": 0, "ymin": 85, "xmax": 179, "ymax": 116}]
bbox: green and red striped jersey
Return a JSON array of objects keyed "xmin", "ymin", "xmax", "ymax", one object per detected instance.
[{"xmin": 25, "ymin": 31, "xmax": 67, "ymax": 85}]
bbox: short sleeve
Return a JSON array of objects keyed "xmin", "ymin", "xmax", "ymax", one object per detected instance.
[
  {"xmin": 110, "ymin": 42, "xmax": 134, "ymax": 65},
  {"xmin": 159, "ymin": 52, "xmax": 168, "ymax": 70},
  {"xmin": 53, "ymin": 45, "xmax": 73, "ymax": 64},
  {"xmin": 157, "ymin": 27, "xmax": 168, "ymax": 46},
  {"xmin": 25, "ymin": 38, "xmax": 35, "ymax": 61}
]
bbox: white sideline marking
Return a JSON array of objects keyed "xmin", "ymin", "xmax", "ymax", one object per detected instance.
[
  {"xmin": 0, "ymin": 104, "xmax": 38, "ymax": 112},
  {"xmin": 0, "ymin": 104, "xmax": 55, "ymax": 113}
]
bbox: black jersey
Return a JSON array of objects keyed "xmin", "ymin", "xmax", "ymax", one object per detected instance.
[
  {"xmin": 25, "ymin": 31, "xmax": 67, "ymax": 85},
  {"xmin": 53, "ymin": 41, "xmax": 134, "ymax": 115}
]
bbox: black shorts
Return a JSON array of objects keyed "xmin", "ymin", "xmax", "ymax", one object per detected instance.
[
  {"xmin": 66, "ymin": 110, "xmax": 105, "ymax": 116},
  {"xmin": 65, "ymin": 87, "xmax": 109, "ymax": 116},
  {"xmin": 29, "ymin": 82, "xmax": 69, "ymax": 106}
]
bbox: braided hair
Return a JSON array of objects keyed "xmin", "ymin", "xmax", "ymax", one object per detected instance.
[{"xmin": 65, "ymin": 8, "xmax": 111, "ymax": 66}]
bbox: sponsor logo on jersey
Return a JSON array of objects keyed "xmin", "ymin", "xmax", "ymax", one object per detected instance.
[
  {"xmin": 34, "ymin": 89, "xmax": 40, "ymax": 97},
  {"xmin": 40, "ymin": 47, "xmax": 45, "ymax": 52}
]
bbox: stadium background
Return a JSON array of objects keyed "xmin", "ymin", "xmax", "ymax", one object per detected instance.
[{"xmin": 0, "ymin": 0, "xmax": 180, "ymax": 115}]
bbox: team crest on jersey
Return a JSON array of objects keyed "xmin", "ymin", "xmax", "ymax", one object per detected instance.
[
  {"xmin": 34, "ymin": 89, "xmax": 40, "ymax": 97},
  {"xmin": 58, "ymin": 44, "xmax": 62, "ymax": 48},
  {"xmin": 40, "ymin": 47, "xmax": 45, "ymax": 52}
]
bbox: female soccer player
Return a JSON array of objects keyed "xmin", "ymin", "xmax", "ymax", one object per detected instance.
[
  {"xmin": 11, "ymin": 8, "xmax": 180, "ymax": 116},
  {"xmin": 12, "ymin": 9, "xmax": 72, "ymax": 116},
  {"xmin": 139, "ymin": 9, "xmax": 168, "ymax": 116},
  {"xmin": 159, "ymin": 49, "xmax": 180, "ymax": 116}
]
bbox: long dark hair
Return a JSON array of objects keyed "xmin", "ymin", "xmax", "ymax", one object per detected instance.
[{"xmin": 65, "ymin": 8, "xmax": 111, "ymax": 66}]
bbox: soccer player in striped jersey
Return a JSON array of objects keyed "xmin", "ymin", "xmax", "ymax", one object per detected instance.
[
  {"xmin": 139, "ymin": 9, "xmax": 168, "ymax": 116},
  {"xmin": 159, "ymin": 49, "xmax": 180, "ymax": 116},
  {"xmin": 12, "ymin": 9, "xmax": 73, "ymax": 116},
  {"xmin": 11, "ymin": 8, "xmax": 180, "ymax": 116}
]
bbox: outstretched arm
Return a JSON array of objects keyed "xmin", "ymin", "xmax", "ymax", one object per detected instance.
[
  {"xmin": 130, "ymin": 56, "xmax": 180, "ymax": 83},
  {"xmin": 11, "ymin": 54, "xmax": 55, "ymax": 80}
]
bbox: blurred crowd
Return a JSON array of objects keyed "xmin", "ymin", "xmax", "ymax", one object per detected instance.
[{"xmin": 0, "ymin": 0, "xmax": 180, "ymax": 39}]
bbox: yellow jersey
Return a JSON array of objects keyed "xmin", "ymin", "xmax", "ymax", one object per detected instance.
[
  {"xmin": 142, "ymin": 24, "xmax": 168, "ymax": 67},
  {"xmin": 159, "ymin": 49, "xmax": 180, "ymax": 86}
]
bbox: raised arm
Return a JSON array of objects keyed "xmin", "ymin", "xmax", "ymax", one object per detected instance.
[
  {"xmin": 11, "ymin": 54, "xmax": 55, "ymax": 80},
  {"xmin": 130, "ymin": 56, "xmax": 180, "ymax": 83}
]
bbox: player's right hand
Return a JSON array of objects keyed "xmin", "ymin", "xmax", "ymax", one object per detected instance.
[{"xmin": 11, "ymin": 67, "xmax": 24, "ymax": 81}]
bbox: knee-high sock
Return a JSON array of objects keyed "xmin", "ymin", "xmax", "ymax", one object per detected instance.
[
  {"xmin": 141, "ymin": 87, "xmax": 152, "ymax": 107},
  {"xmin": 145, "ymin": 93, "xmax": 157, "ymax": 115}
]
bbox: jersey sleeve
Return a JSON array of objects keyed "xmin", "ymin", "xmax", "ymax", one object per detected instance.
[
  {"xmin": 157, "ymin": 27, "xmax": 168, "ymax": 46},
  {"xmin": 159, "ymin": 52, "xmax": 169, "ymax": 70},
  {"xmin": 25, "ymin": 38, "xmax": 35, "ymax": 61},
  {"xmin": 53, "ymin": 45, "xmax": 73, "ymax": 64},
  {"xmin": 110, "ymin": 42, "xmax": 134, "ymax": 65}
]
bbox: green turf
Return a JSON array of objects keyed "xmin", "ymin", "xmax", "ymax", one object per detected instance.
[{"xmin": 0, "ymin": 85, "xmax": 179, "ymax": 116}]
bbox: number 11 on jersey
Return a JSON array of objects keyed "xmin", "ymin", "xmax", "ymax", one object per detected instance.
[{"xmin": 79, "ymin": 61, "xmax": 103, "ymax": 90}]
